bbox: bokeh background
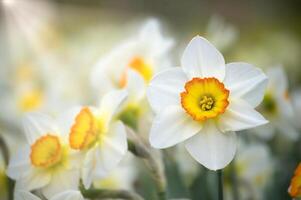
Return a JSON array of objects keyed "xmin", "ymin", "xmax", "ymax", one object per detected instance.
[{"xmin": 0, "ymin": 0, "xmax": 301, "ymax": 200}]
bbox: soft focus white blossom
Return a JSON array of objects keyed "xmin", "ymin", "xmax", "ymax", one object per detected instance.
[
  {"xmin": 67, "ymin": 90, "xmax": 128, "ymax": 189},
  {"xmin": 7, "ymin": 112, "xmax": 81, "ymax": 199},
  {"xmin": 254, "ymin": 66, "xmax": 299, "ymax": 141},
  {"xmin": 225, "ymin": 142, "xmax": 274, "ymax": 200}
]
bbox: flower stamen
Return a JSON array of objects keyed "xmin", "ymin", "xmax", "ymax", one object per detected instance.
[{"xmin": 181, "ymin": 77, "xmax": 229, "ymax": 122}]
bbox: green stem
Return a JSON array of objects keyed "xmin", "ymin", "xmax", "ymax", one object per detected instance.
[
  {"xmin": 127, "ymin": 127, "xmax": 166, "ymax": 200},
  {"xmin": 229, "ymin": 162, "xmax": 239, "ymax": 200},
  {"xmin": 217, "ymin": 170, "xmax": 223, "ymax": 200},
  {"xmin": 81, "ymin": 188, "xmax": 144, "ymax": 200}
]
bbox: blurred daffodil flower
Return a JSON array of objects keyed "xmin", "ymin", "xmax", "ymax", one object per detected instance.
[
  {"xmin": 206, "ymin": 15, "xmax": 238, "ymax": 52},
  {"xmin": 91, "ymin": 19, "xmax": 173, "ymax": 130},
  {"xmin": 7, "ymin": 112, "xmax": 81, "ymax": 199},
  {"xmin": 225, "ymin": 142, "xmax": 273, "ymax": 200},
  {"xmin": 93, "ymin": 154, "xmax": 137, "ymax": 190},
  {"xmin": 147, "ymin": 36, "xmax": 268, "ymax": 170},
  {"xmin": 68, "ymin": 90, "xmax": 128, "ymax": 189},
  {"xmin": 254, "ymin": 66, "xmax": 299, "ymax": 141}
]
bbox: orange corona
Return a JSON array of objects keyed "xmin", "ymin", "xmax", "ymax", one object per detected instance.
[
  {"xmin": 181, "ymin": 77, "xmax": 229, "ymax": 122},
  {"xmin": 289, "ymin": 163, "xmax": 301, "ymax": 198},
  {"xmin": 30, "ymin": 134, "xmax": 62, "ymax": 168},
  {"xmin": 69, "ymin": 107, "xmax": 101, "ymax": 150}
]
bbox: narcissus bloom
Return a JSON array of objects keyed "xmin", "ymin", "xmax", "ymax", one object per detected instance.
[
  {"xmin": 147, "ymin": 36, "xmax": 268, "ymax": 170},
  {"xmin": 91, "ymin": 19, "xmax": 173, "ymax": 129},
  {"xmin": 7, "ymin": 113, "xmax": 81, "ymax": 199},
  {"xmin": 91, "ymin": 19, "xmax": 173, "ymax": 94},
  {"xmin": 255, "ymin": 66, "xmax": 298, "ymax": 140},
  {"xmin": 225, "ymin": 142, "xmax": 273, "ymax": 200},
  {"xmin": 68, "ymin": 90, "xmax": 128, "ymax": 189},
  {"xmin": 288, "ymin": 163, "xmax": 301, "ymax": 198}
]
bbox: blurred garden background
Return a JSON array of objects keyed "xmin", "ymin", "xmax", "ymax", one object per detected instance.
[{"xmin": 0, "ymin": 0, "xmax": 301, "ymax": 200}]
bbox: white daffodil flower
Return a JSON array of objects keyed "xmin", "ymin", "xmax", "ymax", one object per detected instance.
[
  {"xmin": 7, "ymin": 112, "xmax": 82, "ymax": 199},
  {"xmin": 205, "ymin": 15, "xmax": 238, "ymax": 52},
  {"xmin": 254, "ymin": 66, "xmax": 299, "ymax": 141},
  {"xmin": 15, "ymin": 190, "xmax": 84, "ymax": 200},
  {"xmin": 68, "ymin": 90, "xmax": 128, "ymax": 189},
  {"xmin": 91, "ymin": 19, "xmax": 173, "ymax": 96},
  {"xmin": 147, "ymin": 36, "xmax": 268, "ymax": 170},
  {"xmin": 93, "ymin": 154, "xmax": 137, "ymax": 190},
  {"xmin": 90, "ymin": 20, "xmax": 173, "ymax": 129},
  {"xmin": 225, "ymin": 142, "xmax": 273, "ymax": 200}
]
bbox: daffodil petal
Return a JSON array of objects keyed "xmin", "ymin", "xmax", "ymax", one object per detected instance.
[
  {"xmin": 42, "ymin": 169, "xmax": 80, "ymax": 199},
  {"xmin": 22, "ymin": 112, "xmax": 59, "ymax": 144},
  {"xmin": 7, "ymin": 147, "xmax": 31, "ymax": 180},
  {"xmin": 17, "ymin": 168, "xmax": 51, "ymax": 191},
  {"xmin": 126, "ymin": 69, "xmax": 146, "ymax": 103},
  {"xmin": 149, "ymin": 105, "xmax": 202, "ymax": 149},
  {"xmin": 185, "ymin": 122, "xmax": 237, "ymax": 170},
  {"xmin": 223, "ymin": 62, "xmax": 268, "ymax": 107},
  {"xmin": 181, "ymin": 36, "xmax": 225, "ymax": 81},
  {"xmin": 95, "ymin": 121, "xmax": 128, "ymax": 178},
  {"xmin": 91, "ymin": 66, "xmax": 116, "ymax": 98},
  {"xmin": 82, "ymin": 147, "xmax": 97, "ymax": 189},
  {"xmin": 51, "ymin": 190, "xmax": 84, "ymax": 200},
  {"xmin": 56, "ymin": 106, "xmax": 82, "ymax": 139},
  {"xmin": 218, "ymin": 99, "xmax": 268, "ymax": 132},
  {"xmin": 266, "ymin": 66, "xmax": 288, "ymax": 94},
  {"xmin": 147, "ymin": 68, "xmax": 188, "ymax": 113},
  {"xmin": 15, "ymin": 191, "xmax": 41, "ymax": 200},
  {"xmin": 99, "ymin": 90, "xmax": 127, "ymax": 125},
  {"xmin": 139, "ymin": 19, "xmax": 174, "ymax": 57}
]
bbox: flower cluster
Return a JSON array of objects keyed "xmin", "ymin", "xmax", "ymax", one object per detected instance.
[{"xmin": 0, "ymin": 13, "xmax": 300, "ymax": 200}]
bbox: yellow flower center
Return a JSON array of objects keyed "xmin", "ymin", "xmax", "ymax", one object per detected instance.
[
  {"xmin": 181, "ymin": 77, "xmax": 229, "ymax": 122},
  {"xmin": 30, "ymin": 134, "xmax": 62, "ymax": 168},
  {"xmin": 119, "ymin": 57, "xmax": 153, "ymax": 87},
  {"xmin": 18, "ymin": 89, "xmax": 43, "ymax": 112},
  {"xmin": 69, "ymin": 107, "xmax": 103, "ymax": 150}
]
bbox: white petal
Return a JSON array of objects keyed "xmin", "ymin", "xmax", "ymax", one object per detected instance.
[
  {"xmin": 266, "ymin": 66, "xmax": 288, "ymax": 94},
  {"xmin": 91, "ymin": 65, "xmax": 116, "ymax": 98},
  {"xmin": 181, "ymin": 36, "xmax": 225, "ymax": 81},
  {"xmin": 218, "ymin": 99, "xmax": 268, "ymax": 132},
  {"xmin": 22, "ymin": 112, "xmax": 59, "ymax": 144},
  {"xmin": 15, "ymin": 191, "xmax": 41, "ymax": 200},
  {"xmin": 42, "ymin": 169, "xmax": 80, "ymax": 199},
  {"xmin": 126, "ymin": 69, "xmax": 146, "ymax": 103},
  {"xmin": 150, "ymin": 105, "xmax": 202, "ymax": 149},
  {"xmin": 139, "ymin": 19, "xmax": 174, "ymax": 57},
  {"xmin": 94, "ymin": 121, "xmax": 128, "ymax": 178},
  {"xmin": 56, "ymin": 107, "xmax": 82, "ymax": 139},
  {"xmin": 185, "ymin": 121, "xmax": 237, "ymax": 170},
  {"xmin": 147, "ymin": 67, "xmax": 188, "ymax": 113},
  {"xmin": 99, "ymin": 90, "xmax": 128, "ymax": 125},
  {"xmin": 7, "ymin": 146, "xmax": 31, "ymax": 180},
  {"xmin": 51, "ymin": 190, "xmax": 84, "ymax": 200},
  {"xmin": 17, "ymin": 168, "xmax": 51, "ymax": 191},
  {"xmin": 81, "ymin": 147, "xmax": 97, "ymax": 189},
  {"xmin": 223, "ymin": 62, "xmax": 268, "ymax": 107}
]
